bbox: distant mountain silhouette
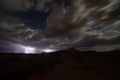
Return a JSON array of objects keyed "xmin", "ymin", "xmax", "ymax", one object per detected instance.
[{"xmin": 0, "ymin": 48, "xmax": 120, "ymax": 80}]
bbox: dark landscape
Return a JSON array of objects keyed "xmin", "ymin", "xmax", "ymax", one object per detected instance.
[
  {"xmin": 0, "ymin": 0, "xmax": 120, "ymax": 80},
  {"xmin": 0, "ymin": 49, "xmax": 120, "ymax": 80}
]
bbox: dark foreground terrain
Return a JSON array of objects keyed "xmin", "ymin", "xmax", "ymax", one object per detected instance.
[{"xmin": 0, "ymin": 49, "xmax": 120, "ymax": 80}]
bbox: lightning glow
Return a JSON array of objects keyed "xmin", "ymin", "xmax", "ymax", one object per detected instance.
[
  {"xmin": 43, "ymin": 49, "xmax": 56, "ymax": 53},
  {"xmin": 24, "ymin": 46, "xmax": 35, "ymax": 54},
  {"xmin": 18, "ymin": 44, "xmax": 57, "ymax": 54}
]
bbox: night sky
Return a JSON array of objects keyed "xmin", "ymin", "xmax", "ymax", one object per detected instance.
[
  {"xmin": 0, "ymin": 0, "xmax": 120, "ymax": 53},
  {"xmin": 11, "ymin": 10, "xmax": 50, "ymax": 29}
]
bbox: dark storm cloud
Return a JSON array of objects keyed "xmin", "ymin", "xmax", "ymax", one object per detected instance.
[
  {"xmin": 75, "ymin": 36, "xmax": 120, "ymax": 51},
  {"xmin": 83, "ymin": 0, "xmax": 110, "ymax": 8},
  {"xmin": 76, "ymin": 36, "xmax": 120, "ymax": 48},
  {"xmin": 0, "ymin": 0, "xmax": 32, "ymax": 12},
  {"xmin": 0, "ymin": 39, "xmax": 25, "ymax": 53},
  {"xmin": 44, "ymin": 0, "xmax": 120, "ymax": 51},
  {"xmin": 0, "ymin": 0, "xmax": 53, "ymax": 12},
  {"xmin": 0, "ymin": 0, "xmax": 120, "ymax": 52}
]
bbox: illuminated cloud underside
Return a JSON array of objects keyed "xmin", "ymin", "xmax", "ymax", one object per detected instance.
[
  {"xmin": 0, "ymin": 0, "xmax": 120, "ymax": 53},
  {"xmin": 24, "ymin": 46, "xmax": 36, "ymax": 54}
]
